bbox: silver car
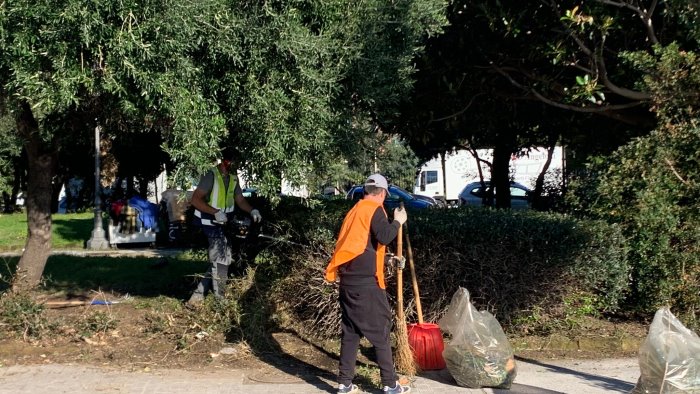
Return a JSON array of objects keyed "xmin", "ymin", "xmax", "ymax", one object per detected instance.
[{"xmin": 458, "ymin": 181, "xmax": 531, "ymax": 209}]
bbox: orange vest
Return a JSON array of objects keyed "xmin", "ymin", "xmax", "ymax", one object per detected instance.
[{"xmin": 325, "ymin": 199, "xmax": 387, "ymax": 289}]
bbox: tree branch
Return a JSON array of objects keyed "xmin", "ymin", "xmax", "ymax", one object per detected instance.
[
  {"xmin": 430, "ymin": 93, "xmax": 486, "ymax": 123},
  {"xmin": 547, "ymin": 0, "xmax": 653, "ymax": 101},
  {"xmin": 594, "ymin": 0, "xmax": 659, "ymax": 44},
  {"xmin": 565, "ymin": 61, "xmax": 595, "ymax": 74},
  {"xmin": 543, "ymin": 0, "xmax": 593, "ymax": 57},
  {"xmin": 664, "ymin": 158, "xmax": 690, "ymax": 185},
  {"xmin": 491, "ymin": 63, "xmax": 646, "ymax": 113},
  {"xmin": 596, "ymin": 38, "xmax": 653, "ymax": 100}
]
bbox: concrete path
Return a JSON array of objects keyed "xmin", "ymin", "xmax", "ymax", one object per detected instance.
[{"xmin": 0, "ymin": 358, "xmax": 639, "ymax": 394}]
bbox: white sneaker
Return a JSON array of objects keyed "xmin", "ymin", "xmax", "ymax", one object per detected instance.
[
  {"xmin": 383, "ymin": 381, "xmax": 411, "ymax": 393},
  {"xmin": 187, "ymin": 292, "xmax": 204, "ymax": 305},
  {"xmin": 338, "ymin": 383, "xmax": 359, "ymax": 394}
]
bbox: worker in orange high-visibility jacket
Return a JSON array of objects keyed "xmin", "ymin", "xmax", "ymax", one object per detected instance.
[{"xmin": 325, "ymin": 173, "xmax": 411, "ymax": 394}]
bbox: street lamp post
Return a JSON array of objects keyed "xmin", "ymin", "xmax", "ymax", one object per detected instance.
[{"xmin": 86, "ymin": 123, "xmax": 110, "ymax": 250}]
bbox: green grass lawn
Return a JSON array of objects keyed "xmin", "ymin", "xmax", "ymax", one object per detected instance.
[
  {"xmin": 0, "ymin": 254, "xmax": 208, "ymax": 298},
  {"xmin": 0, "ymin": 212, "xmax": 208, "ymax": 298},
  {"xmin": 0, "ymin": 253, "xmax": 207, "ymax": 299},
  {"xmin": 0, "ymin": 211, "xmax": 99, "ymax": 251}
]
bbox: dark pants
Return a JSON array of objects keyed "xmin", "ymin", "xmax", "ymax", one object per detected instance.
[{"xmin": 338, "ymin": 285, "xmax": 397, "ymax": 387}]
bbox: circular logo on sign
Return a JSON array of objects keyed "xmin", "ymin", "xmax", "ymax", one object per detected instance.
[{"xmin": 451, "ymin": 156, "xmax": 470, "ymax": 173}]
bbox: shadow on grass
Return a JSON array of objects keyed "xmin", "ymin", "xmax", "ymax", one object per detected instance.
[
  {"xmin": 0, "ymin": 254, "xmax": 208, "ymax": 299},
  {"xmin": 51, "ymin": 216, "xmax": 96, "ymax": 247}
]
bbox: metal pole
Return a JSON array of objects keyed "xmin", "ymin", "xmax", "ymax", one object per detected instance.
[{"xmin": 86, "ymin": 123, "xmax": 109, "ymax": 249}]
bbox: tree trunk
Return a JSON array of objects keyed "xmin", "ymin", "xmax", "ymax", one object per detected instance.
[
  {"xmin": 491, "ymin": 142, "xmax": 512, "ymax": 209},
  {"xmin": 2, "ymin": 192, "xmax": 12, "ymax": 213},
  {"xmin": 138, "ymin": 176, "xmax": 148, "ymax": 198},
  {"xmin": 440, "ymin": 153, "xmax": 447, "ymax": 202},
  {"xmin": 532, "ymin": 145, "xmax": 556, "ymax": 210},
  {"xmin": 51, "ymin": 173, "xmax": 67, "ymax": 213},
  {"xmin": 13, "ymin": 102, "xmax": 55, "ymax": 291},
  {"xmin": 3, "ymin": 158, "xmax": 25, "ymax": 213},
  {"xmin": 126, "ymin": 176, "xmax": 135, "ymax": 197},
  {"xmin": 467, "ymin": 147, "xmax": 491, "ymax": 206}
]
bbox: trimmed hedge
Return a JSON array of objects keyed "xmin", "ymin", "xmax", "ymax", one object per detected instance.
[
  {"xmin": 403, "ymin": 208, "xmax": 629, "ymax": 327},
  {"xmin": 264, "ymin": 199, "xmax": 630, "ymax": 338}
]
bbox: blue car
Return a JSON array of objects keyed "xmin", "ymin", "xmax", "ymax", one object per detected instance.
[{"xmin": 346, "ymin": 185, "xmax": 437, "ymax": 209}]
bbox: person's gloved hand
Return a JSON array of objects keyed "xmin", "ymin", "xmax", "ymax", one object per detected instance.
[
  {"xmin": 250, "ymin": 209, "xmax": 262, "ymax": 223},
  {"xmin": 393, "ymin": 207, "xmax": 407, "ymax": 225},
  {"xmin": 214, "ymin": 210, "xmax": 228, "ymax": 223},
  {"xmin": 391, "ymin": 255, "xmax": 406, "ymax": 270}
]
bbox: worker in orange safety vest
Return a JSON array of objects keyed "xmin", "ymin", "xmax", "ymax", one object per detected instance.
[{"xmin": 325, "ymin": 173, "xmax": 411, "ymax": 394}]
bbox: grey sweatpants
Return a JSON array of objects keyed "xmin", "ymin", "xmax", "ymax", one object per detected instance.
[{"xmin": 193, "ymin": 225, "xmax": 231, "ymax": 298}]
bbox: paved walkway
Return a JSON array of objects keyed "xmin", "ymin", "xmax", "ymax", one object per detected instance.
[
  {"xmin": 0, "ymin": 358, "xmax": 639, "ymax": 394},
  {"xmin": 0, "ymin": 247, "xmax": 189, "ymax": 258}
]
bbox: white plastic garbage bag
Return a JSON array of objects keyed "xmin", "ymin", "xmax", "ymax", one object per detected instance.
[
  {"xmin": 632, "ymin": 307, "xmax": 700, "ymax": 393},
  {"xmin": 438, "ymin": 287, "xmax": 517, "ymax": 389}
]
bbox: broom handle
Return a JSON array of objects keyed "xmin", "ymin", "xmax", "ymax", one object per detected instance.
[
  {"xmin": 396, "ymin": 222, "xmax": 404, "ymax": 320},
  {"xmin": 405, "ymin": 225, "xmax": 424, "ymax": 324}
]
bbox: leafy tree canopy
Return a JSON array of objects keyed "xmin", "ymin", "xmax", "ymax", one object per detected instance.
[
  {"xmin": 395, "ymin": 0, "xmax": 700, "ymax": 162},
  {"xmin": 0, "ymin": 0, "xmax": 448, "ymax": 288}
]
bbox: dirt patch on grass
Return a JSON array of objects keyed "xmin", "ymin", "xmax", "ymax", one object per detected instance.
[
  {"xmin": 0, "ymin": 294, "xmax": 649, "ymax": 377},
  {"xmin": 0, "ymin": 295, "xmax": 338, "ymax": 375}
]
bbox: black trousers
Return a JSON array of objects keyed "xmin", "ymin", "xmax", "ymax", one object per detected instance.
[{"xmin": 338, "ymin": 285, "xmax": 397, "ymax": 387}]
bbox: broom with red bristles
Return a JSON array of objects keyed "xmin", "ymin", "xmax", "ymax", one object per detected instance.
[
  {"xmin": 393, "ymin": 205, "xmax": 417, "ymax": 377},
  {"xmin": 405, "ymin": 223, "xmax": 446, "ymax": 371}
]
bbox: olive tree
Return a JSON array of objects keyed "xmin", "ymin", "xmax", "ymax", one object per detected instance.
[
  {"xmin": 0, "ymin": 0, "xmax": 229, "ymax": 289},
  {"xmin": 1, "ymin": 0, "xmax": 447, "ymax": 289}
]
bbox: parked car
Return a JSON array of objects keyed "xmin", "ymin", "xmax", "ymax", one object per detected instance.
[
  {"xmin": 413, "ymin": 193, "xmax": 445, "ymax": 207},
  {"xmin": 241, "ymin": 187, "xmax": 258, "ymax": 198},
  {"xmin": 458, "ymin": 181, "xmax": 531, "ymax": 209},
  {"xmin": 346, "ymin": 184, "xmax": 437, "ymax": 209}
]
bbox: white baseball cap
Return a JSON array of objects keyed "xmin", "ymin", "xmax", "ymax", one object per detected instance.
[{"xmin": 364, "ymin": 173, "xmax": 388, "ymax": 190}]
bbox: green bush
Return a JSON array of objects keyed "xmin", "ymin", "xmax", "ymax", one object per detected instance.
[
  {"xmin": 0, "ymin": 292, "xmax": 55, "ymax": 340},
  {"xmin": 568, "ymin": 128, "xmax": 700, "ymax": 329},
  {"xmin": 392, "ymin": 208, "xmax": 629, "ymax": 331},
  {"xmin": 265, "ymin": 198, "xmax": 630, "ymax": 338},
  {"xmin": 564, "ymin": 45, "xmax": 700, "ymax": 328},
  {"xmin": 77, "ymin": 310, "xmax": 118, "ymax": 337}
]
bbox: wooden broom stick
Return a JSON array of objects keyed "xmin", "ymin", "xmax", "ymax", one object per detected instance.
[
  {"xmin": 393, "ymin": 208, "xmax": 416, "ymax": 376},
  {"xmin": 404, "ymin": 224, "xmax": 424, "ymax": 324}
]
